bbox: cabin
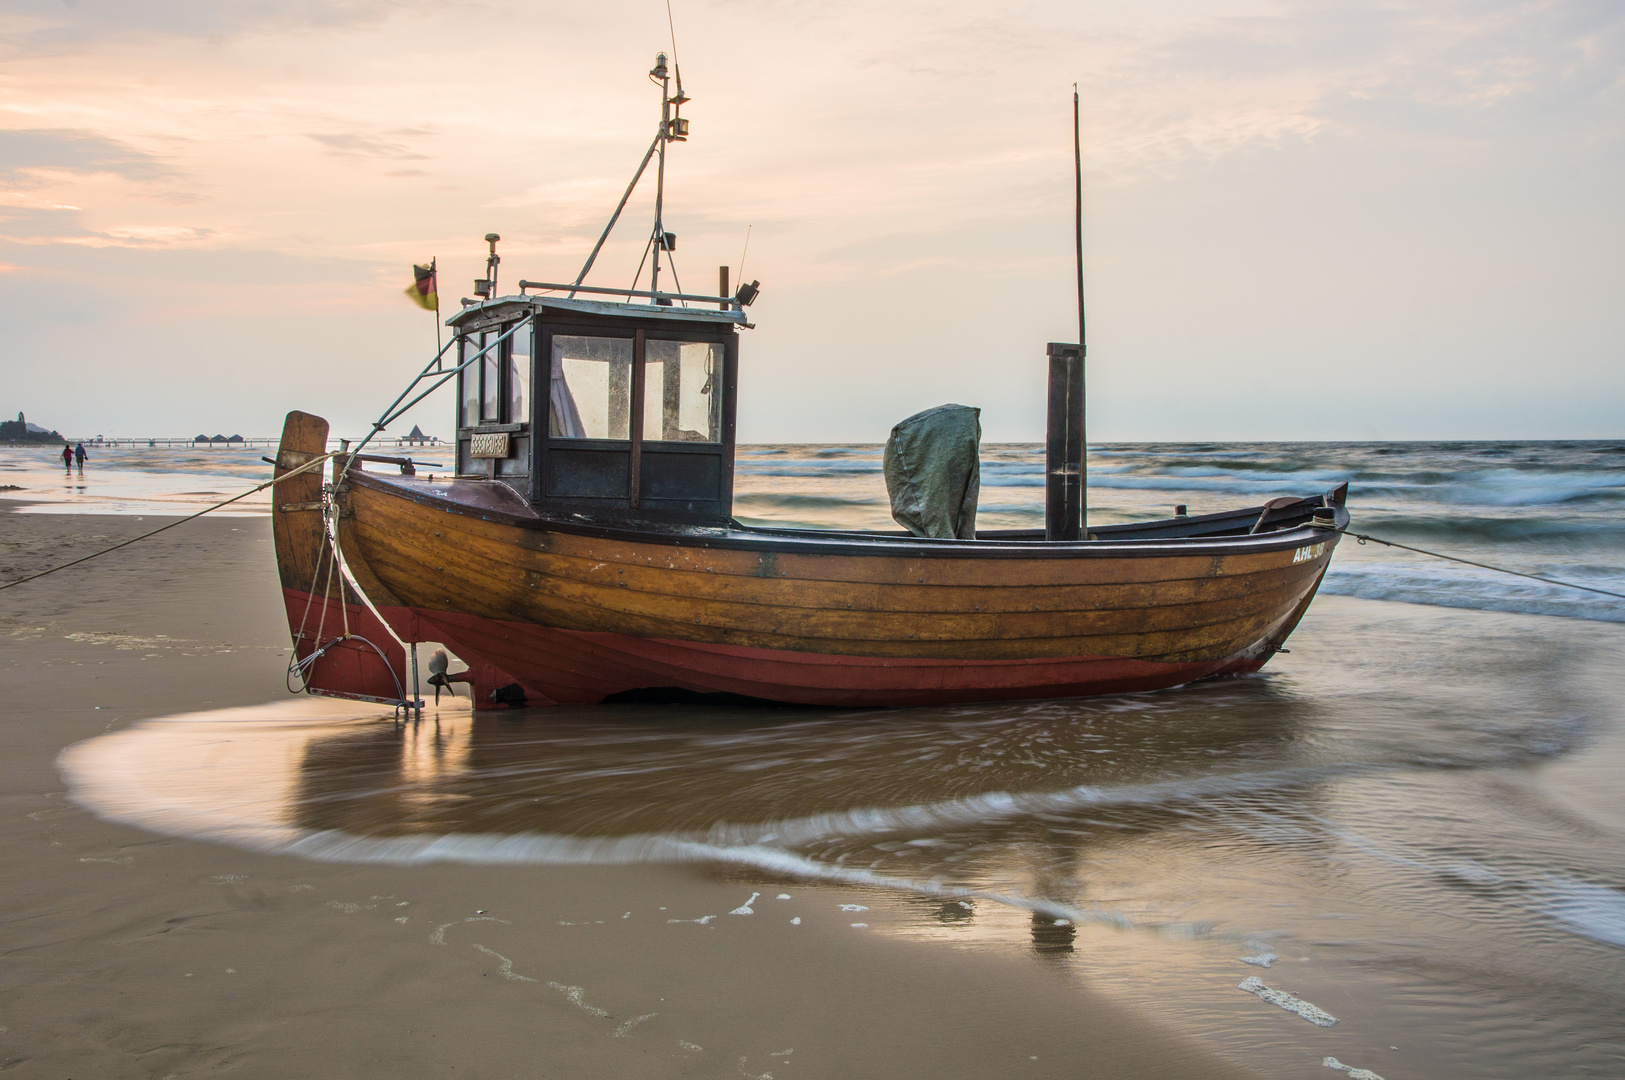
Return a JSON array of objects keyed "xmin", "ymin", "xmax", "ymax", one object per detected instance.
[{"xmin": 447, "ymin": 294, "xmax": 743, "ymax": 526}]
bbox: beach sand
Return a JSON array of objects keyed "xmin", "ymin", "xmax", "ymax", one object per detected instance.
[{"xmin": 0, "ymin": 509, "xmax": 1252, "ymax": 1079}]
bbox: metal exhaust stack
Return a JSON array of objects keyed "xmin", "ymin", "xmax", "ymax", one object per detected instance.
[{"xmin": 1045, "ymin": 342, "xmax": 1084, "ymax": 541}]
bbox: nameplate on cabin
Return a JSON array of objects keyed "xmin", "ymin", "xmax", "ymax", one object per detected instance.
[{"xmin": 469, "ymin": 432, "xmax": 511, "ymax": 459}]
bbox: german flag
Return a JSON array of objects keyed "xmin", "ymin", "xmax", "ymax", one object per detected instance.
[{"xmin": 404, "ymin": 260, "xmax": 437, "ymax": 311}]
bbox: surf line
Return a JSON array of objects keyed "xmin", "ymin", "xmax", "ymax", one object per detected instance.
[
  {"xmin": 0, "ymin": 452, "xmax": 336, "ymax": 593},
  {"xmin": 1350, "ymin": 532, "xmax": 1625, "ymax": 602}
]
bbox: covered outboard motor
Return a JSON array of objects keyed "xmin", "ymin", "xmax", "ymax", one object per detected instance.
[{"xmin": 883, "ymin": 404, "xmax": 981, "ymax": 540}]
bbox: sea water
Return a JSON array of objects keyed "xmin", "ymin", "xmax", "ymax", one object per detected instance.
[
  {"xmin": 9, "ymin": 439, "xmax": 1624, "ymax": 622},
  {"xmin": 733, "ymin": 440, "xmax": 1625, "ymax": 624},
  {"xmin": 23, "ymin": 439, "xmax": 1625, "ymax": 1077}
]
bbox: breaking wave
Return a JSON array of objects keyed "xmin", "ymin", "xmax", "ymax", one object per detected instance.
[{"xmin": 1322, "ymin": 564, "xmax": 1625, "ymax": 623}]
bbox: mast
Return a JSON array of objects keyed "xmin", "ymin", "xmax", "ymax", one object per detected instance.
[
  {"xmin": 1074, "ymin": 84, "xmax": 1088, "ymax": 532},
  {"xmin": 650, "ymin": 53, "xmax": 670, "ymax": 298},
  {"xmin": 648, "ymin": 52, "xmax": 689, "ymax": 304},
  {"xmin": 569, "ymin": 55, "xmax": 689, "ymax": 300}
]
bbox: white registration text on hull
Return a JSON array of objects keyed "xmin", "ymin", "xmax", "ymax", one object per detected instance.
[{"xmin": 1293, "ymin": 542, "xmax": 1328, "ymax": 564}]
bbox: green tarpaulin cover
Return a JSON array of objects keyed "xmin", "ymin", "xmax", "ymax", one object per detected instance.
[{"xmin": 883, "ymin": 404, "xmax": 981, "ymax": 540}]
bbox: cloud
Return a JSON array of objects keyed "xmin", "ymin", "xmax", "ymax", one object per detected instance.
[
  {"xmin": 0, "ymin": 0, "xmax": 403, "ymax": 55},
  {"xmin": 0, "ymin": 128, "xmax": 170, "ymax": 185},
  {"xmin": 0, "ymin": 204, "xmax": 221, "ymax": 248},
  {"xmin": 0, "ymin": 204, "xmax": 97, "ymax": 241},
  {"xmin": 98, "ymin": 224, "xmax": 216, "ymax": 245},
  {"xmin": 1131, "ymin": 0, "xmax": 1625, "ymax": 145},
  {"xmin": 306, "ymin": 128, "xmax": 434, "ymax": 159},
  {"xmin": 0, "ymin": 229, "xmax": 382, "ymax": 284}
]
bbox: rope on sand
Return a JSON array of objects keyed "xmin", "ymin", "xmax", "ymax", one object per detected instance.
[
  {"xmin": 0, "ymin": 452, "xmax": 337, "ymax": 593},
  {"xmin": 1350, "ymin": 532, "xmax": 1625, "ymax": 602}
]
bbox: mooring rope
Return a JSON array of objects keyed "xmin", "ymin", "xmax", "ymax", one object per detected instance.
[
  {"xmin": 1350, "ymin": 532, "xmax": 1625, "ymax": 602},
  {"xmin": 0, "ymin": 452, "xmax": 337, "ymax": 593}
]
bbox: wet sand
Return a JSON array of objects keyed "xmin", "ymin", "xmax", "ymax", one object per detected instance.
[{"xmin": 0, "ymin": 509, "xmax": 1252, "ymax": 1079}]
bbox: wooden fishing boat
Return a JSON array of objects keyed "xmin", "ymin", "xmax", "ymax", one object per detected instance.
[{"xmin": 271, "ymin": 57, "xmax": 1348, "ymax": 711}]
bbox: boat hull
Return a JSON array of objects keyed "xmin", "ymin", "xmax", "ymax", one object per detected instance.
[
  {"xmin": 399, "ymin": 611, "xmax": 1287, "ymax": 706},
  {"xmin": 317, "ymin": 466, "xmax": 1339, "ymax": 708}
]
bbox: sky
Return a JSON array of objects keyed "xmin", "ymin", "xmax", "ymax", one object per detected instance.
[{"xmin": 1, "ymin": 0, "xmax": 1621, "ymax": 443}]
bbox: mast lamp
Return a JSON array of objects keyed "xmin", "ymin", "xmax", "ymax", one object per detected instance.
[{"xmin": 481, "ymin": 233, "xmax": 501, "ymax": 297}]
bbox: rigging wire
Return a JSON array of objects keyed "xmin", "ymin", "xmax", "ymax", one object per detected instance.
[
  {"xmin": 0, "ymin": 452, "xmax": 337, "ymax": 593},
  {"xmin": 625, "ymin": 232, "xmax": 656, "ymax": 302},
  {"xmin": 1350, "ymin": 531, "xmax": 1625, "ymax": 602}
]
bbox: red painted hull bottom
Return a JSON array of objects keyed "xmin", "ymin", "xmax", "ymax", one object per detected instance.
[
  {"xmin": 282, "ymin": 588, "xmax": 410, "ymax": 706},
  {"xmin": 383, "ymin": 607, "xmax": 1267, "ymax": 709}
]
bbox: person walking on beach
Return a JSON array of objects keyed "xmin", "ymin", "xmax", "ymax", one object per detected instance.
[
  {"xmin": 74, "ymin": 442, "xmax": 87, "ymax": 470},
  {"xmin": 61, "ymin": 444, "xmax": 73, "ymax": 471}
]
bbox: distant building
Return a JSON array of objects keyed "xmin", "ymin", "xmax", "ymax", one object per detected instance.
[{"xmin": 404, "ymin": 424, "xmax": 439, "ymax": 446}]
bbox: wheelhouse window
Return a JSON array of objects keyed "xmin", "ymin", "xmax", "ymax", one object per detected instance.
[
  {"xmin": 460, "ymin": 331, "xmax": 485, "ymax": 428},
  {"xmin": 458, "ymin": 323, "xmax": 531, "ymax": 428},
  {"xmin": 481, "ymin": 336, "xmax": 501, "ymax": 422},
  {"xmin": 550, "ymin": 335, "xmax": 632, "ymax": 439},
  {"xmin": 534, "ymin": 318, "xmax": 736, "ymax": 521},
  {"xmin": 643, "ymin": 340, "xmax": 723, "ymax": 443},
  {"xmin": 509, "ymin": 323, "xmax": 531, "ymax": 423}
]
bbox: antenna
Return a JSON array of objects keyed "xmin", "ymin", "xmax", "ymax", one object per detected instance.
[{"xmin": 666, "ymin": 0, "xmax": 686, "ymax": 102}]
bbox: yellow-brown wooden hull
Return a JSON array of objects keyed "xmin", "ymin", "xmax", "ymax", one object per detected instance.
[{"xmin": 327, "ymin": 471, "xmax": 1340, "ymax": 706}]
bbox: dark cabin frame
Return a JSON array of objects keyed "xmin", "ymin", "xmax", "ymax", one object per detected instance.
[
  {"xmin": 452, "ymin": 317, "xmax": 535, "ymax": 484},
  {"xmin": 450, "ymin": 298, "xmax": 741, "ymax": 526}
]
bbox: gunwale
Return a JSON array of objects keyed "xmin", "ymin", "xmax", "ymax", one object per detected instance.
[{"xmin": 344, "ymin": 468, "xmax": 1348, "ymax": 563}]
